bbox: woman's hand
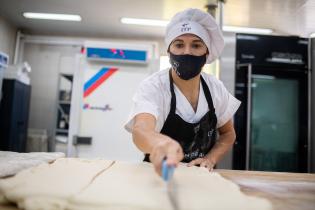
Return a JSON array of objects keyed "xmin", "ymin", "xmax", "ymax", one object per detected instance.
[
  {"xmin": 187, "ymin": 157, "xmax": 216, "ymax": 172},
  {"xmin": 132, "ymin": 113, "xmax": 184, "ymax": 177},
  {"xmin": 149, "ymin": 138, "xmax": 184, "ymax": 176}
]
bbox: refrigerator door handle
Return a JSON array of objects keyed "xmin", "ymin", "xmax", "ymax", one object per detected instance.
[{"xmin": 236, "ymin": 63, "xmax": 252, "ymax": 170}]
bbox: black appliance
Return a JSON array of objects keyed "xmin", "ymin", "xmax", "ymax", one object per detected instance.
[
  {"xmin": 0, "ymin": 79, "xmax": 31, "ymax": 152},
  {"xmin": 233, "ymin": 34, "xmax": 309, "ymax": 173}
]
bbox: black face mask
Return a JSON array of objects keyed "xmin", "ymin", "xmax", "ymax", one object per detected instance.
[{"xmin": 169, "ymin": 52, "xmax": 207, "ymax": 80}]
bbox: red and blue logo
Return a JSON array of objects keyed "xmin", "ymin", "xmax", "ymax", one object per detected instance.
[
  {"xmin": 110, "ymin": 48, "xmax": 126, "ymax": 58},
  {"xmin": 83, "ymin": 67, "xmax": 118, "ymax": 98}
]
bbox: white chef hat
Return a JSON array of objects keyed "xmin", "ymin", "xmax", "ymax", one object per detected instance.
[{"xmin": 165, "ymin": 8, "xmax": 225, "ymax": 64}]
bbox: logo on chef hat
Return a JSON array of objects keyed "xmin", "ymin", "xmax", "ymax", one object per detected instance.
[{"xmin": 181, "ymin": 22, "xmax": 191, "ymax": 32}]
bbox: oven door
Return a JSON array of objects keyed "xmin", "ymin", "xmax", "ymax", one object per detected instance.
[{"xmin": 233, "ymin": 64, "xmax": 308, "ymax": 172}]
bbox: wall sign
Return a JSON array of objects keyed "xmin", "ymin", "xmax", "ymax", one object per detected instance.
[{"xmin": 83, "ymin": 67, "xmax": 118, "ymax": 98}]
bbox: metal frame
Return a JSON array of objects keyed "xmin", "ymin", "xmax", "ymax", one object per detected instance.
[
  {"xmin": 67, "ymin": 54, "xmax": 85, "ymax": 157},
  {"xmin": 236, "ymin": 63, "xmax": 252, "ymax": 170},
  {"xmin": 307, "ymin": 38, "xmax": 312, "ymax": 172},
  {"xmin": 309, "ymin": 38, "xmax": 315, "ymax": 172}
]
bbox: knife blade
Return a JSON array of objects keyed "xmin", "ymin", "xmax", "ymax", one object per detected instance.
[{"xmin": 162, "ymin": 159, "xmax": 179, "ymax": 210}]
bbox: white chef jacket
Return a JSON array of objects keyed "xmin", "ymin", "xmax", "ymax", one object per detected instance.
[{"xmin": 124, "ymin": 69, "xmax": 241, "ymax": 133}]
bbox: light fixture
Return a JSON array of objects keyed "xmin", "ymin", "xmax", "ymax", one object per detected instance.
[
  {"xmin": 120, "ymin": 18, "xmax": 168, "ymax": 27},
  {"xmin": 23, "ymin": 12, "xmax": 82, "ymax": 21},
  {"xmin": 223, "ymin": 26, "xmax": 273, "ymax": 34},
  {"xmin": 310, "ymin": 32, "xmax": 315, "ymax": 38},
  {"xmin": 121, "ymin": 17, "xmax": 273, "ymax": 35}
]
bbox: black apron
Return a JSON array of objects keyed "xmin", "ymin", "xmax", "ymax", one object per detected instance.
[{"xmin": 144, "ymin": 70, "xmax": 218, "ymax": 163}]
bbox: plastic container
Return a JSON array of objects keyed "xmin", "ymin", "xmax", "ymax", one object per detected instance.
[{"xmin": 26, "ymin": 129, "xmax": 48, "ymax": 152}]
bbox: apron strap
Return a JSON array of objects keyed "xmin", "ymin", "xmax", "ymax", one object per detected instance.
[
  {"xmin": 168, "ymin": 69, "xmax": 176, "ymax": 114},
  {"xmin": 200, "ymin": 76, "xmax": 216, "ymax": 113}
]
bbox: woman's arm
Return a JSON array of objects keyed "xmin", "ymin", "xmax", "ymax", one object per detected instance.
[
  {"xmin": 205, "ymin": 119, "xmax": 236, "ymax": 164},
  {"xmin": 132, "ymin": 113, "xmax": 184, "ymax": 175},
  {"xmin": 187, "ymin": 120, "xmax": 236, "ymax": 170}
]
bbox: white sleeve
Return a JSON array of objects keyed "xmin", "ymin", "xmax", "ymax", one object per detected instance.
[
  {"xmin": 124, "ymin": 80, "xmax": 162, "ymax": 133},
  {"xmin": 215, "ymin": 80, "xmax": 241, "ymax": 128}
]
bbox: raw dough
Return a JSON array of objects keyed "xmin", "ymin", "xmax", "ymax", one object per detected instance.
[
  {"xmin": 0, "ymin": 159, "xmax": 272, "ymax": 210},
  {"xmin": 0, "ymin": 151, "xmax": 65, "ymax": 178},
  {"xmin": 68, "ymin": 162, "xmax": 272, "ymax": 210},
  {"xmin": 68, "ymin": 161, "xmax": 172, "ymax": 210},
  {"xmin": 171, "ymin": 165, "xmax": 272, "ymax": 210},
  {"xmin": 0, "ymin": 158, "xmax": 114, "ymax": 210}
]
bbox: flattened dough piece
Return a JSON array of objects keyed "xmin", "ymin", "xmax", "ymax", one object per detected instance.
[
  {"xmin": 0, "ymin": 151, "xmax": 65, "ymax": 177},
  {"xmin": 0, "ymin": 158, "xmax": 114, "ymax": 210},
  {"xmin": 69, "ymin": 161, "xmax": 173, "ymax": 210},
  {"xmin": 174, "ymin": 165, "xmax": 272, "ymax": 210},
  {"xmin": 69, "ymin": 162, "xmax": 272, "ymax": 210}
]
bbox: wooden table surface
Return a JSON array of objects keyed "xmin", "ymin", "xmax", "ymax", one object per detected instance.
[
  {"xmin": 1, "ymin": 169, "xmax": 315, "ymax": 210},
  {"xmin": 217, "ymin": 169, "xmax": 315, "ymax": 210}
]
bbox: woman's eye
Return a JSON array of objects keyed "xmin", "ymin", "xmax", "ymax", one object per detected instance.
[
  {"xmin": 192, "ymin": 44, "xmax": 201, "ymax": 49},
  {"xmin": 175, "ymin": 43, "xmax": 184, "ymax": 48}
]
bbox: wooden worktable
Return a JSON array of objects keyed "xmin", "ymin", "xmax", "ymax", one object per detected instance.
[
  {"xmin": 1, "ymin": 169, "xmax": 315, "ymax": 210},
  {"xmin": 217, "ymin": 169, "xmax": 315, "ymax": 210}
]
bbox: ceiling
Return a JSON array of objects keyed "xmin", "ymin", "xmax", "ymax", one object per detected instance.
[{"xmin": 0, "ymin": 0, "xmax": 314, "ymax": 39}]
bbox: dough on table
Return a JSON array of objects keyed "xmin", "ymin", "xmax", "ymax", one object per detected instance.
[
  {"xmin": 171, "ymin": 165, "xmax": 272, "ymax": 210},
  {"xmin": 0, "ymin": 158, "xmax": 114, "ymax": 210},
  {"xmin": 0, "ymin": 159, "xmax": 272, "ymax": 210},
  {"xmin": 0, "ymin": 151, "xmax": 65, "ymax": 178},
  {"xmin": 68, "ymin": 162, "xmax": 272, "ymax": 210},
  {"xmin": 68, "ymin": 161, "xmax": 173, "ymax": 210}
]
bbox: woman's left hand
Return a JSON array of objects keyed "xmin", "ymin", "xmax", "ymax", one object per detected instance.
[{"xmin": 187, "ymin": 157, "xmax": 215, "ymax": 171}]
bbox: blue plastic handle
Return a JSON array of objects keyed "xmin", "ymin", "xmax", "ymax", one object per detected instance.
[{"xmin": 162, "ymin": 159, "xmax": 175, "ymax": 182}]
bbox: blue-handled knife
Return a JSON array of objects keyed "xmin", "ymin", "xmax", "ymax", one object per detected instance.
[
  {"xmin": 162, "ymin": 159, "xmax": 175, "ymax": 181},
  {"xmin": 162, "ymin": 159, "xmax": 179, "ymax": 210}
]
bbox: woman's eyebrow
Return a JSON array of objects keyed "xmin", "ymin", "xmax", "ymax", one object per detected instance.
[
  {"xmin": 172, "ymin": 39, "xmax": 184, "ymax": 42},
  {"xmin": 192, "ymin": 40, "xmax": 203, "ymax": 43},
  {"xmin": 172, "ymin": 39, "xmax": 203, "ymax": 43}
]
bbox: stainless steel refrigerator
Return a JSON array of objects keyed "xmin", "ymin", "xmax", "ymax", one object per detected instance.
[{"xmin": 233, "ymin": 34, "xmax": 310, "ymax": 173}]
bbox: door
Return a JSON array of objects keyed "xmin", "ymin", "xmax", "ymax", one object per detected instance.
[
  {"xmin": 68, "ymin": 46, "xmax": 158, "ymax": 161},
  {"xmin": 233, "ymin": 64, "xmax": 308, "ymax": 172}
]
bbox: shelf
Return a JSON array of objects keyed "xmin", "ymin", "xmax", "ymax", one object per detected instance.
[
  {"xmin": 55, "ymin": 135, "xmax": 68, "ymax": 144},
  {"xmin": 61, "ymin": 74, "xmax": 73, "ymax": 82},
  {"xmin": 59, "ymin": 100, "xmax": 71, "ymax": 105},
  {"xmin": 56, "ymin": 129, "xmax": 68, "ymax": 133},
  {"xmin": 59, "ymin": 90, "xmax": 71, "ymax": 102}
]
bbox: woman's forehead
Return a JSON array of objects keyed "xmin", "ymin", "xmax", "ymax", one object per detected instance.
[{"xmin": 172, "ymin": 33, "xmax": 203, "ymax": 42}]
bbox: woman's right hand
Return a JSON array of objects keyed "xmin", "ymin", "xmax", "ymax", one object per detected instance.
[{"xmin": 149, "ymin": 137, "xmax": 184, "ymax": 176}]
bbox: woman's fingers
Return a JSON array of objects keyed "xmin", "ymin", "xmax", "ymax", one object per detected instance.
[
  {"xmin": 152, "ymin": 156, "xmax": 164, "ymax": 176},
  {"xmin": 187, "ymin": 158, "xmax": 203, "ymax": 167},
  {"xmin": 188, "ymin": 158, "xmax": 215, "ymax": 172},
  {"xmin": 200, "ymin": 160, "xmax": 214, "ymax": 171},
  {"xmin": 150, "ymin": 146, "xmax": 165, "ymax": 176},
  {"xmin": 200, "ymin": 161, "xmax": 208, "ymax": 168},
  {"xmin": 166, "ymin": 143, "xmax": 184, "ymax": 166},
  {"xmin": 150, "ymin": 138, "xmax": 183, "ymax": 177}
]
